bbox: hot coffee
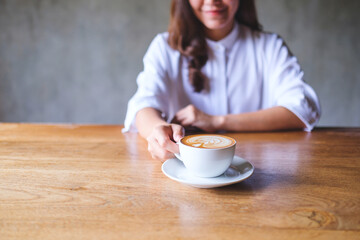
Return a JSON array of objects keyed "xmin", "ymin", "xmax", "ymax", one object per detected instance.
[
  {"xmin": 177, "ymin": 134, "xmax": 236, "ymax": 177},
  {"xmin": 181, "ymin": 134, "xmax": 235, "ymax": 149}
]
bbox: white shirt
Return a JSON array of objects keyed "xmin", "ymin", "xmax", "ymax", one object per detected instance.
[{"xmin": 123, "ymin": 23, "xmax": 321, "ymax": 132}]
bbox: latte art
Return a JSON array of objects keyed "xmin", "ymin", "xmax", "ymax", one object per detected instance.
[{"xmin": 181, "ymin": 134, "xmax": 235, "ymax": 149}]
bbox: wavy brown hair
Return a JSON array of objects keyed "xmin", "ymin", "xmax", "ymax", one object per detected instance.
[{"xmin": 168, "ymin": 0, "xmax": 262, "ymax": 92}]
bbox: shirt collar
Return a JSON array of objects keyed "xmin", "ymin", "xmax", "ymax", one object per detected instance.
[{"xmin": 206, "ymin": 22, "xmax": 239, "ymax": 51}]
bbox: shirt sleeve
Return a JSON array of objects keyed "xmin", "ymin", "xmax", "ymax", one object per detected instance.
[
  {"xmin": 263, "ymin": 34, "xmax": 321, "ymax": 132},
  {"xmin": 123, "ymin": 34, "xmax": 170, "ymax": 132}
]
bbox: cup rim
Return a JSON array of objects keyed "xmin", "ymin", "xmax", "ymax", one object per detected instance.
[{"xmin": 179, "ymin": 134, "xmax": 236, "ymax": 150}]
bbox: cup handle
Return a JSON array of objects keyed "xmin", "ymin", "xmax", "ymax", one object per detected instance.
[
  {"xmin": 174, "ymin": 152, "xmax": 182, "ymax": 161},
  {"xmin": 174, "ymin": 142, "xmax": 182, "ymax": 161}
]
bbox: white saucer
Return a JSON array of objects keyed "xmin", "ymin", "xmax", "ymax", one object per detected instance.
[{"xmin": 161, "ymin": 156, "xmax": 254, "ymax": 188}]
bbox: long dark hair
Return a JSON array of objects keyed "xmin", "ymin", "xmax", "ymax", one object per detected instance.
[{"xmin": 168, "ymin": 0, "xmax": 262, "ymax": 92}]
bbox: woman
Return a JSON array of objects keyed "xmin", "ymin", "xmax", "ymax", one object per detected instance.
[{"xmin": 123, "ymin": 0, "xmax": 321, "ymax": 160}]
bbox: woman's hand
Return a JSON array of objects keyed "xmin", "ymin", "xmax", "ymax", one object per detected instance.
[
  {"xmin": 146, "ymin": 123, "xmax": 184, "ymax": 161},
  {"xmin": 174, "ymin": 104, "xmax": 222, "ymax": 132}
]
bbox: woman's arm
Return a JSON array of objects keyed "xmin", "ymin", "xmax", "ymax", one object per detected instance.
[
  {"xmin": 174, "ymin": 104, "xmax": 305, "ymax": 132},
  {"xmin": 136, "ymin": 107, "xmax": 168, "ymax": 139},
  {"xmin": 136, "ymin": 107, "xmax": 184, "ymax": 160},
  {"xmin": 217, "ymin": 106, "xmax": 306, "ymax": 131}
]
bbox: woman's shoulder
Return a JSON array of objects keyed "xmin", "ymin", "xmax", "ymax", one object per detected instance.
[
  {"xmin": 148, "ymin": 32, "xmax": 178, "ymax": 54},
  {"xmin": 152, "ymin": 32, "xmax": 169, "ymax": 44},
  {"xmin": 238, "ymin": 24, "xmax": 290, "ymax": 58},
  {"xmin": 238, "ymin": 24, "xmax": 283, "ymax": 45},
  {"xmin": 142, "ymin": 32, "xmax": 181, "ymax": 72}
]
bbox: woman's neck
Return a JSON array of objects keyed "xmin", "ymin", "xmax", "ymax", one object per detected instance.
[{"xmin": 204, "ymin": 21, "xmax": 235, "ymax": 41}]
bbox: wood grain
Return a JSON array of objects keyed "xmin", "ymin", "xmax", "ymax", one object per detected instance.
[{"xmin": 0, "ymin": 123, "xmax": 359, "ymax": 239}]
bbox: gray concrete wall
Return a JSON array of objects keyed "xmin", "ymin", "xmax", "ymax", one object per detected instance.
[{"xmin": 0, "ymin": 0, "xmax": 359, "ymax": 126}]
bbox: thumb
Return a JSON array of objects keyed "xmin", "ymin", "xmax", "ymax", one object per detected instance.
[{"xmin": 172, "ymin": 124, "xmax": 184, "ymax": 142}]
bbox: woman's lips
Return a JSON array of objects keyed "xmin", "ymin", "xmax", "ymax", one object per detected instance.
[{"xmin": 203, "ymin": 7, "xmax": 227, "ymax": 16}]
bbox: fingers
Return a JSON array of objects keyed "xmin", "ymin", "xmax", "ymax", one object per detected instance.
[
  {"xmin": 175, "ymin": 104, "xmax": 217, "ymax": 132},
  {"xmin": 147, "ymin": 138, "xmax": 176, "ymax": 161},
  {"xmin": 156, "ymin": 133, "xmax": 178, "ymax": 154},
  {"xmin": 146, "ymin": 124, "xmax": 184, "ymax": 160},
  {"xmin": 175, "ymin": 105, "xmax": 196, "ymax": 126},
  {"xmin": 171, "ymin": 124, "xmax": 184, "ymax": 143}
]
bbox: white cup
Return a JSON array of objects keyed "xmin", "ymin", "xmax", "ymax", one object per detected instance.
[{"xmin": 175, "ymin": 134, "xmax": 236, "ymax": 178}]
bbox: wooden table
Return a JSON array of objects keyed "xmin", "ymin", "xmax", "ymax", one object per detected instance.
[{"xmin": 0, "ymin": 123, "xmax": 359, "ymax": 239}]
